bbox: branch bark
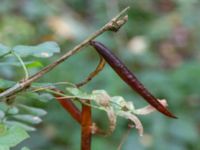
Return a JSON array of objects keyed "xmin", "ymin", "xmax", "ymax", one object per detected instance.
[{"xmin": 0, "ymin": 7, "xmax": 129, "ymax": 100}]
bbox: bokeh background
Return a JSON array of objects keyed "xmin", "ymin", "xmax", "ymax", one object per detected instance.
[{"xmin": 0, "ymin": 0, "xmax": 200, "ymax": 150}]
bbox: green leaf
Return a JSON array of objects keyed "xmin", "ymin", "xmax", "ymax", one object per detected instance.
[
  {"xmin": 0, "ymin": 145, "xmax": 9, "ymax": 150},
  {"xmin": 0, "ymin": 102, "xmax": 9, "ymax": 112},
  {"xmin": 0, "ymin": 61, "xmax": 43, "ymax": 68},
  {"xmin": 6, "ymin": 121, "xmax": 36, "ymax": 131},
  {"xmin": 0, "ymin": 124, "xmax": 7, "ymax": 136},
  {"xmin": 13, "ymin": 41, "xmax": 60, "ymax": 58},
  {"xmin": 67, "ymin": 87, "xmax": 95, "ymax": 99},
  {"xmin": 7, "ymin": 106, "xmax": 19, "ymax": 115},
  {"xmin": 0, "ymin": 110, "xmax": 5, "ymax": 119},
  {"xmin": 12, "ymin": 115, "xmax": 42, "ymax": 124},
  {"xmin": 0, "ymin": 44, "xmax": 10, "ymax": 56},
  {"xmin": 18, "ymin": 104, "xmax": 47, "ymax": 117},
  {"xmin": 0, "ymin": 125, "xmax": 29, "ymax": 147},
  {"xmin": 17, "ymin": 92, "xmax": 52, "ymax": 103},
  {"xmin": 0, "ymin": 79, "xmax": 16, "ymax": 90},
  {"xmin": 38, "ymin": 93, "xmax": 54, "ymax": 102},
  {"xmin": 21, "ymin": 147, "xmax": 30, "ymax": 150},
  {"xmin": 25, "ymin": 61, "xmax": 43, "ymax": 68}
]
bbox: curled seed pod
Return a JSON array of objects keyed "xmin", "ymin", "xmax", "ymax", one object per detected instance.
[{"xmin": 90, "ymin": 41, "xmax": 177, "ymax": 119}]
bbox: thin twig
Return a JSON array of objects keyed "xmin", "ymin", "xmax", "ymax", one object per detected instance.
[
  {"xmin": 0, "ymin": 6, "xmax": 129, "ymax": 100},
  {"xmin": 76, "ymin": 55, "xmax": 106, "ymax": 87}
]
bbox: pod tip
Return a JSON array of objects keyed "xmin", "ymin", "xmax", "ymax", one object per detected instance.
[{"xmin": 163, "ymin": 109, "xmax": 178, "ymax": 119}]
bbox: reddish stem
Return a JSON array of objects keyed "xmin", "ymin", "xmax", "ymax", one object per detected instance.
[
  {"xmin": 81, "ymin": 100, "xmax": 92, "ymax": 150},
  {"xmin": 53, "ymin": 89, "xmax": 82, "ymax": 124},
  {"xmin": 53, "ymin": 89, "xmax": 94, "ymax": 150}
]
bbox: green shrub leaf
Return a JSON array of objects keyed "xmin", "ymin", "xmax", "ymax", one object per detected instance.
[
  {"xmin": 0, "ymin": 44, "xmax": 10, "ymax": 56},
  {"xmin": 13, "ymin": 115, "xmax": 42, "ymax": 124},
  {"xmin": 67, "ymin": 87, "xmax": 95, "ymax": 99},
  {"xmin": 13, "ymin": 41, "xmax": 60, "ymax": 58},
  {"xmin": 0, "ymin": 125, "xmax": 29, "ymax": 147},
  {"xmin": 0, "ymin": 145, "xmax": 9, "ymax": 150},
  {"xmin": 0, "ymin": 79, "xmax": 16, "ymax": 90},
  {"xmin": 21, "ymin": 147, "xmax": 30, "ymax": 150},
  {"xmin": 18, "ymin": 104, "xmax": 47, "ymax": 117},
  {"xmin": 6, "ymin": 121, "xmax": 36, "ymax": 131}
]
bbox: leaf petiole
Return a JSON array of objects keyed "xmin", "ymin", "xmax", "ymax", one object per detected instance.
[{"xmin": 11, "ymin": 51, "xmax": 29, "ymax": 80}]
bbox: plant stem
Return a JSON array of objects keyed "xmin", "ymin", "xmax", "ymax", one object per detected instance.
[
  {"xmin": 76, "ymin": 55, "xmax": 106, "ymax": 87},
  {"xmin": 0, "ymin": 6, "xmax": 129, "ymax": 100},
  {"xmin": 12, "ymin": 52, "xmax": 29, "ymax": 79},
  {"xmin": 81, "ymin": 100, "xmax": 92, "ymax": 150},
  {"xmin": 53, "ymin": 88, "xmax": 82, "ymax": 124}
]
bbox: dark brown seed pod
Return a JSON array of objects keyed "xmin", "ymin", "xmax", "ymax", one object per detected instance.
[{"xmin": 90, "ymin": 40, "xmax": 177, "ymax": 119}]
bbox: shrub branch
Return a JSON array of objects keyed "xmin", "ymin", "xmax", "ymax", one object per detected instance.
[{"xmin": 0, "ymin": 6, "xmax": 129, "ymax": 101}]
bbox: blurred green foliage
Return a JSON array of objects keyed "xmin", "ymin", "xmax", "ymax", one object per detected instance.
[{"xmin": 0, "ymin": 0, "xmax": 200, "ymax": 150}]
